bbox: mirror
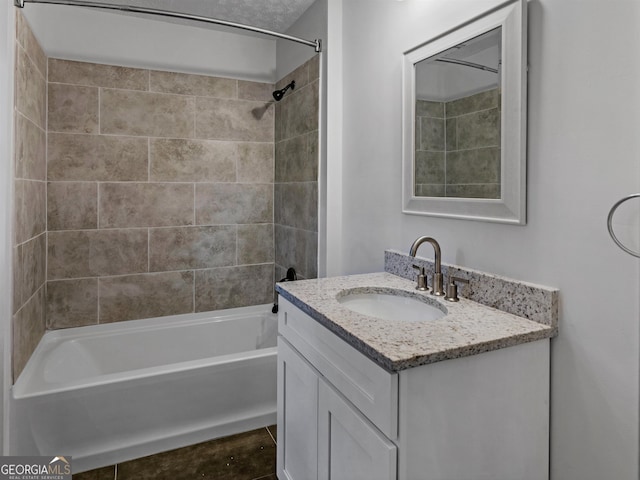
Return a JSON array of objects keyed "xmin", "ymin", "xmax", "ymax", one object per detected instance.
[{"xmin": 402, "ymin": 0, "xmax": 527, "ymax": 224}]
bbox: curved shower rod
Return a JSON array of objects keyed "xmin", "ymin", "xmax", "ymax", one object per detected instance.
[
  {"xmin": 435, "ymin": 58, "xmax": 498, "ymax": 74},
  {"xmin": 14, "ymin": 0, "xmax": 323, "ymax": 53}
]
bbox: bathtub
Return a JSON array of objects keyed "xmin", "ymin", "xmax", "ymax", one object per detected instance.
[{"xmin": 10, "ymin": 304, "xmax": 277, "ymax": 474}]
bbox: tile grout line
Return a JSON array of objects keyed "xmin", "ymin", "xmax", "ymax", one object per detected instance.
[
  {"xmin": 147, "ymin": 227, "xmax": 150, "ymax": 275},
  {"xmin": 47, "ymin": 129, "xmax": 273, "ymax": 144},
  {"xmin": 193, "ymin": 89, "xmax": 197, "ymax": 139},
  {"xmin": 46, "ymin": 262, "xmax": 276, "ymax": 285},
  {"xmin": 265, "ymin": 426, "xmax": 277, "ymax": 446},
  {"xmin": 192, "ymin": 183, "xmax": 196, "ymax": 227},
  {"xmin": 192, "ymin": 263, "xmax": 196, "ymax": 313},
  {"xmin": 192, "ymin": 181, "xmax": 197, "ymax": 314},
  {"xmin": 96, "ymin": 83, "xmax": 101, "ymax": 134},
  {"xmin": 191, "ymin": 179, "xmax": 196, "ymax": 313},
  {"xmin": 45, "ymin": 53, "xmax": 49, "ymax": 321},
  {"xmin": 95, "ymin": 109, "xmax": 101, "ymax": 325},
  {"xmin": 97, "ymin": 275, "xmax": 100, "ymax": 325}
]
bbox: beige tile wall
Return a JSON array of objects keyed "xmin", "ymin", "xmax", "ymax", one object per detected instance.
[
  {"xmin": 444, "ymin": 89, "xmax": 501, "ymax": 198},
  {"xmin": 46, "ymin": 58, "xmax": 276, "ymax": 329},
  {"xmin": 274, "ymin": 56, "xmax": 320, "ymax": 281},
  {"xmin": 414, "ymin": 89, "xmax": 501, "ymax": 199},
  {"xmin": 13, "ymin": 12, "xmax": 47, "ymax": 381}
]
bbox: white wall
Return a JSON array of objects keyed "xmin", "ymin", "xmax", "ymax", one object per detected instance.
[
  {"xmin": 323, "ymin": 0, "xmax": 343, "ymax": 278},
  {"xmin": 276, "ymin": 0, "xmax": 326, "ymax": 80},
  {"xmin": 22, "ymin": 3, "xmax": 276, "ymax": 82},
  {"xmin": 331, "ymin": 0, "xmax": 640, "ymax": 478},
  {"xmin": 0, "ymin": 0, "xmax": 15, "ymax": 454}
]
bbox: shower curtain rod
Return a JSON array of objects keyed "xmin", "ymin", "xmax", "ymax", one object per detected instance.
[
  {"xmin": 14, "ymin": 0, "xmax": 323, "ymax": 53},
  {"xmin": 435, "ymin": 58, "xmax": 498, "ymax": 74}
]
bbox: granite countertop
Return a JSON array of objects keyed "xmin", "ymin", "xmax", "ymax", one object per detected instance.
[{"xmin": 276, "ymin": 272, "xmax": 556, "ymax": 372}]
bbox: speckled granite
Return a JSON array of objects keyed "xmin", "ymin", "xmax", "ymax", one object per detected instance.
[
  {"xmin": 276, "ymin": 272, "xmax": 556, "ymax": 372},
  {"xmin": 385, "ymin": 250, "xmax": 559, "ymax": 327}
]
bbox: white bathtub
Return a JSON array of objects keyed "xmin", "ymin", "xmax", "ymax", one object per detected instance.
[{"xmin": 10, "ymin": 304, "xmax": 278, "ymax": 474}]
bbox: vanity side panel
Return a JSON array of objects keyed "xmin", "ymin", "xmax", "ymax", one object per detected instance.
[{"xmin": 397, "ymin": 339, "xmax": 549, "ymax": 480}]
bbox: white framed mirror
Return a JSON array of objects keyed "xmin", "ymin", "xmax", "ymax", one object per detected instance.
[{"xmin": 402, "ymin": 0, "xmax": 527, "ymax": 224}]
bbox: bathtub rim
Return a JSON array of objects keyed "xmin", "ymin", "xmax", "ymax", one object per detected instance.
[{"xmin": 13, "ymin": 303, "xmax": 277, "ymax": 399}]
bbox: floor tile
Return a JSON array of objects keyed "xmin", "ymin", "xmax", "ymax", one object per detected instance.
[
  {"xmin": 72, "ymin": 465, "xmax": 115, "ymax": 480},
  {"xmin": 116, "ymin": 427, "xmax": 276, "ymax": 480}
]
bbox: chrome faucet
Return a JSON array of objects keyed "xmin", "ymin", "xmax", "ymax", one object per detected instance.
[{"xmin": 409, "ymin": 236, "xmax": 445, "ymax": 296}]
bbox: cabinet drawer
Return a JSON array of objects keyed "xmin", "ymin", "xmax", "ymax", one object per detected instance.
[{"xmin": 279, "ymin": 297, "xmax": 398, "ymax": 439}]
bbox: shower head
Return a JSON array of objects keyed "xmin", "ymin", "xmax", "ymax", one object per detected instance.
[
  {"xmin": 251, "ymin": 103, "xmax": 272, "ymax": 120},
  {"xmin": 272, "ymin": 80, "xmax": 295, "ymax": 101}
]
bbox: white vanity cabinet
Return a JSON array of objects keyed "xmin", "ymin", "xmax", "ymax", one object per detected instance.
[
  {"xmin": 277, "ymin": 297, "xmax": 550, "ymax": 480},
  {"xmin": 278, "ymin": 340, "xmax": 397, "ymax": 480},
  {"xmin": 277, "ymin": 296, "xmax": 398, "ymax": 480}
]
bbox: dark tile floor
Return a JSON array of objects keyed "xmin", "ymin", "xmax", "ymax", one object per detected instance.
[{"xmin": 73, "ymin": 425, "xmax": 277, "ymax": 480}]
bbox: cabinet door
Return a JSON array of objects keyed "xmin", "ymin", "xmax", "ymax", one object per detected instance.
[
  {"xmin": 318, "ymin": 379, "xmax": 397, "ymax": 480},
  {"xmin": 277, "ymin": 338, "xmax": 319, "ymax": 480}
]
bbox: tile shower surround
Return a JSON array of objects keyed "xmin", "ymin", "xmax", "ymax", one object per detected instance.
[
  {"xmin": 274, "ymin": 56, "xmax": 320, "ymax": 282},
  {"xmin": 46, "ymin": 57, "xmax": 277, "ymax": 330},
  {"xmin": 13, "ymin": 12, "xmax": 47, "ymax": 381},
  {"xmin": 11, "ymin": 12, "xmax": 320, "ymax": 381}
]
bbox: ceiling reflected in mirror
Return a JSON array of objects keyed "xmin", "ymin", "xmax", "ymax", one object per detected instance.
[{"xmin": 415, "ymin": 28, "xmax": 501, "ymax": 103}]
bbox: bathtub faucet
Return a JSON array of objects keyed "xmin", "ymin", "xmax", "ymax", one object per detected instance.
[
  {"xmin": 409, "ymin": 236, "xmax": 444, "ymax": 296},
  {"xmin": 272, "ymin": 267, "xmax": 297, "ymax": 313}
]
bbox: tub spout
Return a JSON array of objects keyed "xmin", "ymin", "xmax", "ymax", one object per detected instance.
[{"xmin": 273, "ymin": 267, "xmax": 297, "ymax": 313}]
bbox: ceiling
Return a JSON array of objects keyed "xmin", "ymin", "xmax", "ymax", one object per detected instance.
[{"xmin": 86, "ymin": 0, "xmax": 318, "ymax": 33}]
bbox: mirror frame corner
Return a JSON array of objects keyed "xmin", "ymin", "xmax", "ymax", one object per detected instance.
[{"xmin": 401, "ymin": 0, "xmax": 527, "ymax": 225}]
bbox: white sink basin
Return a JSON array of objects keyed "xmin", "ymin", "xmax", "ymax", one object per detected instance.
[{"xmin": 337, "ymin": 289, "xmax": 446, "ymax": 322}]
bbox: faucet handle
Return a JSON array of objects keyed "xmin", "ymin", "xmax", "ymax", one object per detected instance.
[
  {"xmin": 412, "ymin": 264, "xmax": 428, "ymax": 291},
  {"xmin": 445, "ymin": 276, "xmax": 469, "ymax": 302}
]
